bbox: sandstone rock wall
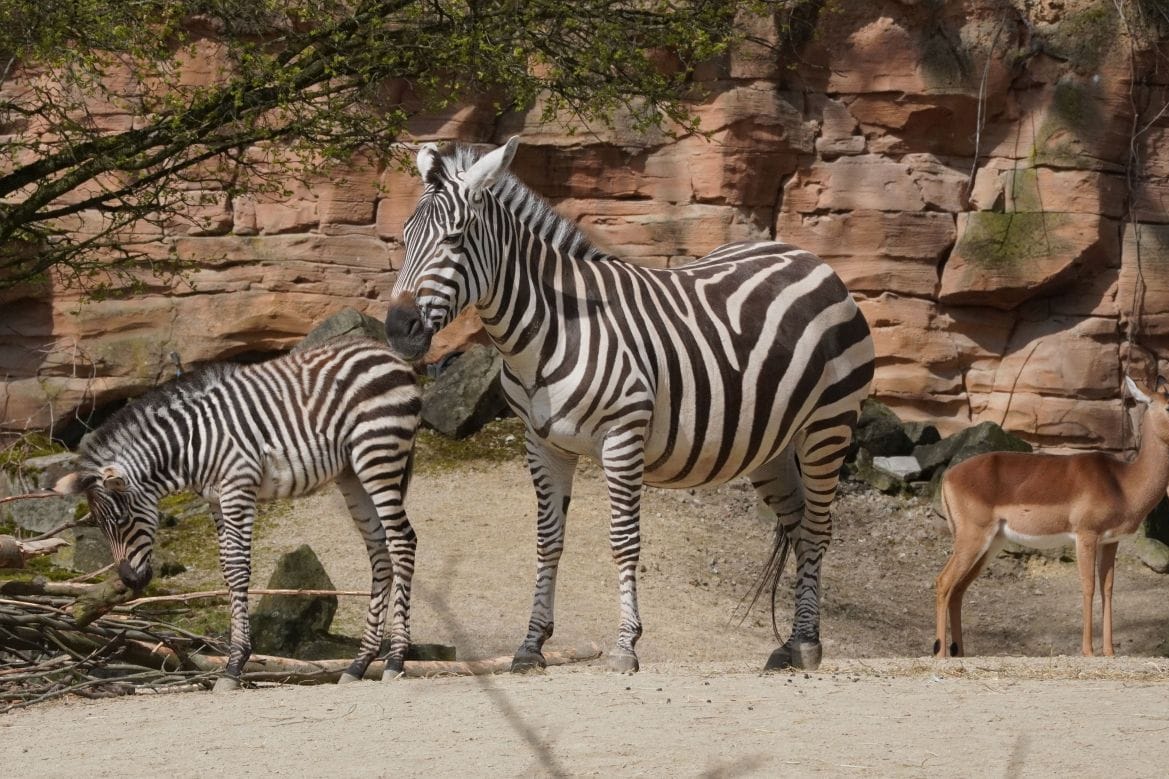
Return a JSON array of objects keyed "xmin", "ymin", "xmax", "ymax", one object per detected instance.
[{"xmin": 3, "ymin": 0, "xmax": 1168, "ymax": 452}]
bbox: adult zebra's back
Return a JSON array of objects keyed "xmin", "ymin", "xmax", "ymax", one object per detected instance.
[
  {"xmin": 386, "ymin": 137, "xmax": 875, "ymax": 672},
  {"xmin": 53, "ymin": 337, "xmax": 421, "ymax": 690}
]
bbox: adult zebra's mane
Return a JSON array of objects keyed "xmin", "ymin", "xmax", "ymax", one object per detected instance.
[
  {"xmin": 435, "ymin": 143, "xmax": 614, "ymax": 263},
  {"xmin": 79, "ymin": 362, "xmax": 240, "ymax": 464}
]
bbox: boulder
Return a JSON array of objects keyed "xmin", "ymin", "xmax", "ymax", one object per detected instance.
[
  {"xmin": 853, "ymin": 398, "xmax": 914, "ymax": 458},
  {"xmin": 1132, "ymin": 536, "xmax": 1169, "ymax": 575},
  {"xmin": 293, "ymin": 307, "xmax": 386, "ymax": 352},
  {"xmin": 851, "ymin": 449, "xmax": 910, "ymax": 495},
  {"xmin": 250, "ymin": 545, "xmax": 338, "ymax": 658},
  {"xmin": 1146, "ymin": 493, "xmax": 1169, "ymax": 533},
  {"xmin": 424, "ymin": 307, "xmax": 492, "ymax": 365},
  {"xmin": 871, "ymin": 455, "xmax": 922, "ymax": 482},
  {"xmin": 903, "ymin": 421, "xmax": 941, "ymax": 448},
  {"xmin": 0, "ymin": 452, "xmax": 81, "ymax": 535},
  {"xmin": 66, "ymin": 526, "xmax": 114, "ymax": 573},
  {"xmin": 914, "ymin": 421, "xmax": 1033, "ymax": 478},
  {"xmin": 421, "ymin": 345, "xmax": 509, "ymax": 439}
]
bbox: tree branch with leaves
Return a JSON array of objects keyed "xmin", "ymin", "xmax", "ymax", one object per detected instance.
[{"xmin": 0, "ymin": 0, "xmax": 784, "ymax": 293}]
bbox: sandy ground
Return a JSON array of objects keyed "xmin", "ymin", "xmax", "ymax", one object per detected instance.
[{"xmin": 6, "ymin": 455, "xmax": 1169, "ymax": 776}]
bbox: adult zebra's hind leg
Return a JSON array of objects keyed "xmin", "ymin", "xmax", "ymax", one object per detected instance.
[
  {"xmin": 753, "ymin": 412, "xmax": 855, "ymax": 672},
  {"xmin": 512, "ymin": 438, "xmax": 578, "ymax": 672},
  {"xmin": 749, "ymin": 444, "xmax": 813, "ymax": 670}
]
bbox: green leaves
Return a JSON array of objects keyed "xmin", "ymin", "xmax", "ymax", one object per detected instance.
[{"xmin": 0, "ymin": 0, "xmax": 782, "ymax": 291}]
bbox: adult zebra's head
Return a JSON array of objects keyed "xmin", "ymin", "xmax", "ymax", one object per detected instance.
[
  {"xmin": 385, "ymin": 136, "xmax": 520, "ymax": 361},
  {"xmin": 54, "ymin": 465, "xmax": 158, "ymax": 591}
]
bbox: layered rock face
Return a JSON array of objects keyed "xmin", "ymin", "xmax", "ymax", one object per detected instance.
[{"xmin": 3, "ymin": 1, "xmax": 1167, "ymax": 451}]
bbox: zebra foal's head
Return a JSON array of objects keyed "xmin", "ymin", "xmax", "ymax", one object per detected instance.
[
  {"xmin": 385, "ymin": 136, "xmax": 520, "ymax": 361},
  {"xmin": 54, "ymin": 465, "xmax": 158, "ymax": 591}
]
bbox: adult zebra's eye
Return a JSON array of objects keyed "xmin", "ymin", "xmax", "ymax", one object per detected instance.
[{"xmin": 441, "ymin": 232, "xmax": 463, "ymax": 245}]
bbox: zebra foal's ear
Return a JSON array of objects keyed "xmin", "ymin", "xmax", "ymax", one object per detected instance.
[
  {"xmin": 464, "ymin": 136, "xmax": 519, "ymax": 194},
  {"xmin": 53, "ymin": 472, "xmax": 94, "ymax": 495},
  {"xmin": 101, "ymin": 465, "xmax": 130, "ymax": 493}
]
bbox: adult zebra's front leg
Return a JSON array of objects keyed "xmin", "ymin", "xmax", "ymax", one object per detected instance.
[
  {"xmin": 601, "ymin": 426, "xmax": 647, "ymax": 673},
  {"xmin": 208, "ymin": 492, "xmax": 258, "ymax": 692},
  {"xmin": 511, "ymin": 437, "xmax": 578, "ymax": 672}
]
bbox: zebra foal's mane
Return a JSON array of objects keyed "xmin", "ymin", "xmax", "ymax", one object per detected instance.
[
  {"xmin": 79, "ymin": 362, "xmax": 240, "ymax": 463},
  {"xmin": 430, "ymin": 143, "xmax": 613, "ymax": 263}
]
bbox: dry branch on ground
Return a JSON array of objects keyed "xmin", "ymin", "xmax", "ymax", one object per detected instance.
[{"xmin": 0, "ymin": 581, "xmax": 601, "ymax": 712}]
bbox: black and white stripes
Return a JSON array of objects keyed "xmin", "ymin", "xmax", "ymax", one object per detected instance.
[
  {"xmin": 386, "ymin": 137, "xmax": 875, "ymax": 672},
  {"xmin": 54, "ymin": 338, "xmax": 421, "ymax": 689}
]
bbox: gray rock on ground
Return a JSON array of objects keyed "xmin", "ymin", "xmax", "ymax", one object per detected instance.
[
  {"xmin": 250, "ymin": 544, "xmax": 338, "ymax": 657},
  {"xmin": 421, "ymin": 344, "xmax": 509, "ymax": 439},
  {"xmin": 293, "ymin": 307, "xmax": 386, "ymax": 352}
]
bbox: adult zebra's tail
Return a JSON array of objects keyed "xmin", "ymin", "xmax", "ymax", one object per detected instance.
[{"xmin": 739, "ymin": 524, "xmax": 796, "ymax": 645}]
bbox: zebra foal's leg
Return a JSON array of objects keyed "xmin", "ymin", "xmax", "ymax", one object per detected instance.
[
  {"xmin": 208, "ymin": 495, "xmax": 258, "ymax": 692},
  {"xmin": 334, "ymin": 470, "xmax": 394, "ymax": 683},
  {"xmin": 512, "ymin": 438, "xmax": 578, "ymax": 672},
  {"xmin": 349, "ymin": 443, "xmax": 417, "ymax": 681}
]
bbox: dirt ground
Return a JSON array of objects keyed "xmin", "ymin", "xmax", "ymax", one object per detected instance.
[{"xmin": 6, "ymin": 451, "xmax": 1169, "ymax": 776}]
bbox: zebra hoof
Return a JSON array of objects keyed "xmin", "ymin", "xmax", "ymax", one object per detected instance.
[
  {"xmin": 764, "ymin": 640, "xmax": 823, "ymax": 672},
  {"xmin": 338, "ymin": 672, "xmax": 362, "ymax": 684},
  {"xmin": 606, "ymin": 650, "xmax": 639, "ymax": 674},
  {"xmin": 381, "ymin": 657, "xmax": 405, "ymax": 681},
  {"xmin": 212, "ymin": 675, "xmax": 240, "ymax": 693},
  {"xmin": 510, "ymin": 649, "xmax": 547, "ymax": 673}
]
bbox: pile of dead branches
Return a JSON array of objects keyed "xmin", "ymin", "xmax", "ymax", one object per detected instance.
[
  {"xmin": 0, "ymin": 579, "xmax": 225, "ymax": 712},
  {"xmin": 0, "ymin": 578, "xmax": 604, "ymax": 712}
]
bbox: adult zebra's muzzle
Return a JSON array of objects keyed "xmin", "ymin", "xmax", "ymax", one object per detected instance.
[{"xmin": 385, "ymin": 293, "xmax": 435, "ymax": 362}]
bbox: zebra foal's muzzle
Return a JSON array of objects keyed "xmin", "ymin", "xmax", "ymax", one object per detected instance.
[
  {"xmin": 118, "ymin": 559, "xmax": 153, "ymax": 591},
  {"xmin": 385, "ymin": 293, "xmax": 434, "ymax": 362}
]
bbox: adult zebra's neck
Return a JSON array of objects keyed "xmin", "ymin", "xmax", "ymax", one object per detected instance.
[{"xmin": 475, "ymin": 196, "xmax": 613, "ymax": 361}]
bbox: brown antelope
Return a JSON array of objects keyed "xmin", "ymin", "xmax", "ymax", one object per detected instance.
[{"xmin": 934, "ymin": 375, "xmax": 1169, "ymax": 658}]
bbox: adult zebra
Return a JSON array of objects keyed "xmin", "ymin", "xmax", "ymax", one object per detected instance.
[
  {"xmin": 53, "ymin": 338, "xmax": 421, "ymax": 690},
  {"xmin": 386, "ymin": 137, "xmax": 874, "ymax": 673}
]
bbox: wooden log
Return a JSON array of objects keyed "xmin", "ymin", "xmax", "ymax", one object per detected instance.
[
  {"xmin": 0, "ymin": 536, "xmax": 22, "ymax": 568},
  {"xmin": 189, "ymin": 642, "xmax": 604, "ymax": 684},
  {"xmin": 0, "ymin": 535, "xmax": 70, "ymax": 568},
  {"xmin": 1, "ymin": 578, "xmax": 96, "ymax": 597},
  {"xmin": 68, "ymin": 578, "xmax": 132, "ymax": 626}
]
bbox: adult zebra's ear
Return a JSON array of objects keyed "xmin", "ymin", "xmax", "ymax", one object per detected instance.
[
  {"xmin": 464, "ymin": 136, "xmax": 519, "ymax": 194},
  {"xmin": 416, "ymin": 143, "xmax": 440, "ymax": 181}
]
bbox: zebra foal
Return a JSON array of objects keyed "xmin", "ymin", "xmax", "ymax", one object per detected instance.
[
  {"xmin": 53, "ymin": 337, "xmax": 421, "ymax": 690},
  {"xmin": 386, "ymin": 137, "xmax": 875, "ymax": 673}
]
